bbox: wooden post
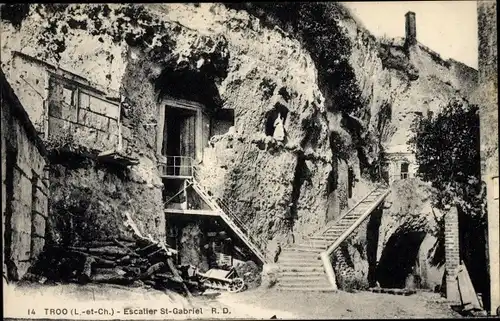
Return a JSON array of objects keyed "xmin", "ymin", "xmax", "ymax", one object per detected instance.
[
  {"xmin": 156, "ymin": 103, "xmax": 166, "ymax": 157},
  {"xmin": 444, "ymin": 205, "xmax": 461, "ymax": 303}
]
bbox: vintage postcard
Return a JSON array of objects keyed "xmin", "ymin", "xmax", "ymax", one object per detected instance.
[{"xmin": 1, "ymin": 1, "xmax": 498, "ymax": 319}]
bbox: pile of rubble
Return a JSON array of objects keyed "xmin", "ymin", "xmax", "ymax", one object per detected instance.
[
  {"xmin": 23, "ymin": 212, "xmax": 249, "ymax": 296},
  {"xmin": 24, "ymin": 211, "xmax": 193, "ymax": 295}
]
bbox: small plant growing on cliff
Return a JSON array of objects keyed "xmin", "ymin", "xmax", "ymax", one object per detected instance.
[
  {"xmin": 409, "ymin": 99, "xmax": 485, "ymax": 219},
  {"xmin": 0, "ymin": 4, "xmax": 31, "ymax": 29}
]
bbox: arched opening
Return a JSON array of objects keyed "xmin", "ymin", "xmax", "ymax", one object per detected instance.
[
  {"xmin": 264, "ymin": 102, "xmax": 289, "ymax": 137},
  {"xmin": 376, "ymin": 231, "xmax": 426, "ymax": 288}
]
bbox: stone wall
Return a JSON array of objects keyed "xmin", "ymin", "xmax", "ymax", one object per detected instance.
[
  {"xmin": 1, "ymin": 69, "xmax": 49, "ymax": 281},
  {"xmin": 476, "ymin": 0, "xmax": 499, "ymax": 315}
]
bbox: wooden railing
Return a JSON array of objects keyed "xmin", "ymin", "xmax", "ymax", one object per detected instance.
[
  {"xmin": 191, "ymin": 165, "xmax": 268, "ymax": 262},
  {"xmin": 216, "ymin": 196, "xmax": 268, "ymax": 251},
  {"xmin": 157, "ymin": 156, "xmax": 194, "ymax": 178},
  {"xmin": 158, "ymin": 158, "xmax": 268, "ymax": 262}
]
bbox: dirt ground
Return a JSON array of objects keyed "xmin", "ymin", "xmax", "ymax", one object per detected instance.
[
  {"xmin": 3, "ymin": 280, "xmax": 460, "ymax": 320},
  {"xmin": 216, "ymin": 287, "xmax": 462, "ymax": 319}
]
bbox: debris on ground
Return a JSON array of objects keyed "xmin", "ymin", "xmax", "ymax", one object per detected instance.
[
  {"xmin": 24, "ymin": 212, "xmax": 249, "ymax": 296},
  {"xmin": 449, "ymin": 263, "xmax": 487, "ymax": 317},
  {"xmin": 234, "ymin": 260, "xmax": 261, "ymax": 289},
  {"xmin": 197, "ymin": 268, "xmax": 246, "ymax": 293},
  {"xmin": 24, "ymin": 212, "xmax": 192, "ymax": 295},
  {"xmin": 368, "ymin": 286, "xmax": 417, "ymax": 296}
]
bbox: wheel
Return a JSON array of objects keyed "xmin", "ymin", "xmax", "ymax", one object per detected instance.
[{"xmin": 228, "ymin": 278, "xmax": 245, "ymax": 293}]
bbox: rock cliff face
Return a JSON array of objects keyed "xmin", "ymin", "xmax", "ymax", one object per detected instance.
[{"xmin": 1, "ymin": 3, "xmax": 476, "ymax": 281}]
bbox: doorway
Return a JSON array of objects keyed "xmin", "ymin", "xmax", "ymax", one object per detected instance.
[
  {"xmin": 164, "ymin": 107, "xmax": 197, "ymax": 158},
  {"xmin": 163, "ymin": 106, "xmax": 197, "ymax": 177}
]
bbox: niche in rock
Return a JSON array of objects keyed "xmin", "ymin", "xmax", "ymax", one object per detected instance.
[
  {"xmin": 347, "ymin": 166, "xmax": 355, "ymax": 199},
  {"xmin": 264, "ymin": 103, "xmax": 289, "ymax": 141},
  {"xmin": 154, "ymin": 59, "xmax": 225, "ymax": 111},
  {"xmin": 376, "ymin": 231, "xmax": 427, "ymax": 289},
  {"xmin": 210, "ymin": 108, "xmax": 235, "ymax": 137}
]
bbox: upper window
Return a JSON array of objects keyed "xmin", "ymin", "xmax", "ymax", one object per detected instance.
[
  {"xmin": 400, "ymin": 162, "xmax": 409, "ymax": 179},
  {"xmin": 62, "ymin": 87, "xmax": 76, "ymax": 107},
  {"xmin": 78, "ymin": 91, "xmax": 119, "ymax": 120}
]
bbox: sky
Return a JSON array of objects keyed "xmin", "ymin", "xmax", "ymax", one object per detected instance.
[{"xmin": 342, "ymin": 1, "xmax": 479, "ymax": 69}]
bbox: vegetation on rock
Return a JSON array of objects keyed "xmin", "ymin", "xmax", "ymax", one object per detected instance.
[
  {"xmin": 0, "ymin": 4, "xmax": 31, "ymax": 29},
  {"xmin": 409, "ymin": 100, "xmax": 485, "ymax": 219}
]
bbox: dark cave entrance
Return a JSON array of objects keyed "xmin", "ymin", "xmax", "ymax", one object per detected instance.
[
  {"xmin": 166, "ymin": 214, "xmax": 261, "ymax": 270},
  {"xmin": 210, "ymin": 108, "xmax": 235, "ymax": 137},
  {"xmin": 376, "ymin": 231, "xmax": 426, "ymax": 288},
  {"xmin": 347, "ymin": 166, "xmax": 354, "ymax": 199},
  {"xmin": 366, "ymin": 207, "xmax": 383, "ymax": 287}
]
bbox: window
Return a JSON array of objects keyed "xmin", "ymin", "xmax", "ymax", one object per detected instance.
[
  {"xmin": 62, "ymin": 87, "xmax": 75, "ymax": 107},
  {"xmin": 381, "ymin": 162, "xmax": 390, "ymax": 184},
  {"xmin": 400, "ymin": 162, "xmax": 409, "ymax": 179}
]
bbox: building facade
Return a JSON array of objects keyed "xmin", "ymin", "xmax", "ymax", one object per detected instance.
[{"xmin": 1, "ymin": 69, "xmax": 49, "ymax": 281}]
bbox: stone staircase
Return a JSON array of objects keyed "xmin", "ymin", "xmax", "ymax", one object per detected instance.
[{"xmin": 277, "ymin": 185, "xmax": 390, "ymax": 291}]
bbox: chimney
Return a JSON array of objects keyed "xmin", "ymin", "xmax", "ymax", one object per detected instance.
[{"xmin": 405, "ymin": 11, "xmax": 417, "ymax": 46}]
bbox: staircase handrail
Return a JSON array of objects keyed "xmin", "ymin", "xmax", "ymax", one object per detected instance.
[
  {"xmin": 190, "ymin": 165, "xmax": 268, "ymax": 257},
  {"xmin": 313, "ymin": 184, "xmax": 383, "ymax": 237},
  {"xmin": 163, "ymin": 180, "xmax": 194, "ymax": 207},
  {"xmin": 320, "ymin": 185, "xmax": 390, "ymax": 290},
  {"xmin": 324, "ymin": 186, "xmax": 389, "ymax": 257},
  {"xmin": 216, "ymin": 197, "xmax": 268, "ymax": 250}
]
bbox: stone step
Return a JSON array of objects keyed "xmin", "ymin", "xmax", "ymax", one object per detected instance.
[
  {"xmin": 276, "ymin": 286, "xmax": 336, "ymax": 292},
  {"xmin": 278, "ymin": 271, "xmax": 326, "ymax": 277},
  {"xmin": 279, "ymin": 261, "xmax": 322, "ymax": 268},
  {"xmin": 278, "ymin": 282, "xmax": 328, "ymax": 289},
  {"xmin": 324, "ymin": 228, "xmax": 347, "ymax": 234},
  {"xmin": 279, "ymin": 266, "xmax": 324, "ymax": 272},
  {"xmin": 321, "ymin": 235, "xmax": 343, "ymax": 240},
  {"xmin": 326, "ymin": 225, "xmax": 349, "ymax": 230},
  {"xmin": 322, "ymin": 233, "xmax": 344, "ymax": 239},
  {"xmin": 293, "ymin": 242, "xmax": 328, "ymax": 249},
  {"xmin": 278, "ymin": 259, "xmax": 321, "ymax": 266},
  {"xmin": 285, "ymin": 246, "xmax": 322, "ymax": 253},
  {"xmin": 279, "ymin": 276, "xmax": 327, "ymax": 283},
  {"xmin": 280, "ymin": 250, "xmax": 321, "ymax": 256},
  {"xmin": 323, "ymin": 229, "xmax": 345, "ymax": 234},
  {"xmin": 337, "ymin": 221, "xmax": 361, "ymax": 226},
  {"xmin": 341, "ymin": 213, "xmax": 365, "ymax": 219},
  {"xmin": 293, "ymin": 244, "xmax": 328, "ymax": 251},
  {"xmin": 340, "ymin": 215, "xmax": 362, "ymax": 221},
  {"xmin": 309, "ymin": 236, "xmax": 338, "ymax": 242},
  {"xmin": 340, "ymin": 216, "xmax": 362, "ymax": 221},
  {"xmin": 301, "ymin": 238, "xmax": 332, "ymax": 244},
  {"xmin": 278, "ymin": 256, "xmax": 321, "ymax": 263}
]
